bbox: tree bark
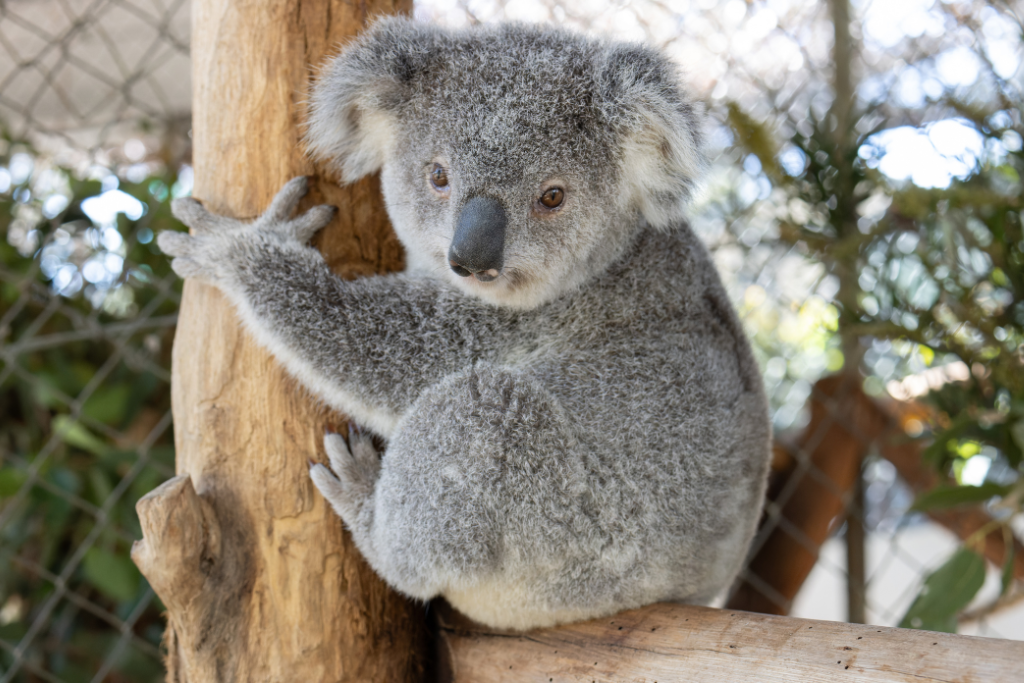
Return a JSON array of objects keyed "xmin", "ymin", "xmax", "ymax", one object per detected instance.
[{"xmin": 131, "ymin": 2, "xmax": 429, "ymax": 681}]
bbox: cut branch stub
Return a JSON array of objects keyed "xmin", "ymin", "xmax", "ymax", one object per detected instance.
[
  {"xmin": 133, "ymin": 475, "xmax": 219, "ymax": 610},
  {"xmin": 133, "ymin": 474, "xmax": 253, "ymax": 682}
]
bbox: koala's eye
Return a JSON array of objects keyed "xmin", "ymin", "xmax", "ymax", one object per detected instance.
[
  {"xmin": 430, "ymin": 164, "xmax": 449, "ymax": 191},
  {"xmin": 539, "ymin": 187, "xmax": 564, "ymax": 210}
]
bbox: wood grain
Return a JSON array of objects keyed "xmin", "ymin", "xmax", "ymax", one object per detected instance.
[
  {"xmin": 439, "ymin": 602, "xmax": 1024, "ymax": 683},
  {"xmin": 131, "ymin": 2, "xmax": 428, "ymax": 681}
]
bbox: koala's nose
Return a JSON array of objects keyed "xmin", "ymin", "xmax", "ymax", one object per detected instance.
[{"xmin": 449, "ymin": 196, "xmax": 506, "ymax": 282}]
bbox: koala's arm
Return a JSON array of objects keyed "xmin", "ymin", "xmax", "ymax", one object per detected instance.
[{"xmin": 158, "ymin": 177, "xmax": 510, "ymax": 427}]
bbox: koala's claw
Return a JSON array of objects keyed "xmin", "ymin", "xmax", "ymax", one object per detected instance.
[
  {"xmin": 155, "ymin": 230, "xmax": 192, "ymax": 257},
  {"xmin": 170, "ymin": 197, "xmax": 234, "ymax": 234},
  {"xmin": 310, "ymin": 463, "xmax": 349, "ymax": 516},
  {"xmin": 288, "ymin": 203, "xmax": 337, "ymax": 243},
  {"xmin": 265, "ymin": 175, "xmax": 311, "ymax": 222},
  {"xmin": 155, "ymin": 229, "xmax": 220, "ymax": 282},
  {"xmin": 262, "ymin": 176, "xmax": 336, "ymax": 243},
  {"xmin": 312, "ymin": 426, "xmax": 381, "ymax": 522},
  {"xmin": 158, "ymin": 177, "xmax": 337, "ymax": 284},
  {"xmin": 324, "ymin": 427, "xmax": 380, "ymax": 484},
  {"xmin": 347, "ymin": 423, "xmax": 379, "ymax": 466}
]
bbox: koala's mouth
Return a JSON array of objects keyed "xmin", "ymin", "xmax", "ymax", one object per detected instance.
[{"xmin": 449, "ymin": 263, "xmax": 500, "ymax": 282}]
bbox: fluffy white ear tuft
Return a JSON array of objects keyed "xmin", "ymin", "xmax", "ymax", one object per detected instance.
[
  {"xmin": 305, "ymin": 17, "xmax": 425, "ymax": 182},
  {"xmin": 600, "ymin": 44, "xmax": 707, "ymax": 229}
]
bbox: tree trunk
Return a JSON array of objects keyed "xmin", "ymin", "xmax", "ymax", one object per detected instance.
[{"xmin": 131, "ymin": 2, "xmax": 430, "ymax": 681}]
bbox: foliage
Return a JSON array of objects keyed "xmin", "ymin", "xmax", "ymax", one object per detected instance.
[
  {"xmin": 0, "ymin": 130, "xmax": 184, "ymax": 682},
  {"xmin": 709, "ymin": 0, "xmax": 1024, "ymax": 633}
]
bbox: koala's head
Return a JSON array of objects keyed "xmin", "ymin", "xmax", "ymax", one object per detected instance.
[{"xmin": 307, "ymin": 18, "xmax": 705, "ymax": 309}]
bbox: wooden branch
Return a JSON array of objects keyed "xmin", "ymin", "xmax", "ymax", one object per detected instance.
[
  {"xmin": 729, "ymin": 375, "xmax": 887, "ymax": 614},
  {"xmin": 731, "ymin": 373, "xmax": 1024, "ymax": 617},
  {"xmin": 132, "ymin": 2, "xmax": 429, "ymax": 681},
  {"xmin": 437, "ymin": 602, "xmax": 1024, "ymax": 683}
]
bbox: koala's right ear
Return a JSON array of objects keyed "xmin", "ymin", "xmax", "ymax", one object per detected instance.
[
  {"xmin": 306, "ymin": 17, "xmax": 431, "ymax": 182},
  {"xmin": 598, "ymin": 43, "xmax": 707, "ymax": 229}
]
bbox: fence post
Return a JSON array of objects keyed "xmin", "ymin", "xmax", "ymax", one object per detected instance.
[
  {"xmin": 846, "ymin": 461, "xmax": 867, "ymax": 624},
  {"xmin": 130, "ymin": 2, "xmax": 430, "ymax": 681}
]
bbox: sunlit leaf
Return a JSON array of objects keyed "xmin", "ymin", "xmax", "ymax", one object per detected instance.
[
  {"xmin": 899, "ymin": 548, "xmax": 986, "ymax": 633},
  {"xmin": 1001, "ymin": 540, "xmax": 1015, "ymax": 598}
]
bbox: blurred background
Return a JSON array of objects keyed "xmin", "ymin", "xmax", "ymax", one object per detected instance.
[{"xmin": 1, "ymin": 0, "xmax": 1022, "ymax": 680}]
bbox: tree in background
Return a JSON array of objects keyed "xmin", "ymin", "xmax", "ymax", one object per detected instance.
[{"xmin": 694, "ymin": 0, "xmax": 1024, "ymax": 629}]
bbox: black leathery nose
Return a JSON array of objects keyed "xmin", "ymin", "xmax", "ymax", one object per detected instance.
[{"xmin": 449, "ymin": 196, "xmax": 506, "ymax": 277}]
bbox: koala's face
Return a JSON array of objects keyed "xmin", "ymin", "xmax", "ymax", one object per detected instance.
[
  {"xmin": 307, "ymin": 20, "xmax": 705, "ymax": 309},
  {"xmin": 378, "ymin": 66, "xmax": 636, "ymax": 308}
]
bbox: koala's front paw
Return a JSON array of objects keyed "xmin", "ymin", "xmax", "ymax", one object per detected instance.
[
  {"xmin": 158, "ymin": 176, "xmax": 336, "ymax": 284},
  {"xmin": 310, "ymin": 423, "xmax": 382, "ymax": 523}
]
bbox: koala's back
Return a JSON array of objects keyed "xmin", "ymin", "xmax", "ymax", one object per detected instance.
[{"xmin": 404, "ymin": 225, "xmax": 771, "ymax": 629}]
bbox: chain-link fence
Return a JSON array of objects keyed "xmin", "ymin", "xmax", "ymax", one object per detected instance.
[
  {"xmin": 1, "ymin": 1, "xmax": 188, "ymax": 680},
  {"xmin": 2, "ymin": 0, "xmax": 1023, "ymax": 680}
]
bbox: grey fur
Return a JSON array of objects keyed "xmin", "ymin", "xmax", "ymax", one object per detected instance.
[{"xmin": 159, "ymin": 18, "xmax": 771, "ymax": 630}]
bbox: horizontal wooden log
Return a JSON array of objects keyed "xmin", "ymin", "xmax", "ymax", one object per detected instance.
[{"xmin": 437, "ymin": 602, "xmax": 1024, "ymax": 682}]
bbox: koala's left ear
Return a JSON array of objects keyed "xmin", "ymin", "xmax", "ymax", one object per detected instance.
[
  {"xmin": 306, "ymin": 17, "xmax": 433, "ymax": 182},
  {"xmin": 599, "ymin": 45, "xmax": 707, "ymax": 229}
]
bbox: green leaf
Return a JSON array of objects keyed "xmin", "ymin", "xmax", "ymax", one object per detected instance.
[
  {"xmin": 725, "ymin": 102, "xmax": 784, "ymax": 183},
  {"xmin": 83, "ymin": 548, "xmax": 140, "ymax": 603},
  {"xmin": 899, "ymin": 548, "xmax": 986, "ymax": 633},
  {"xmin": 911, "ymin": 482, "xmax": 1012, "ymax": 511},
  {"xmin": 0, "ymin": 467, "xmax": 26, "ymax": 497},
  {"xmin": 1001, "ymin": 541, "xmax": 1015, "ymax": 597},
  {"xmin": 922, "ymin": 414, "xmax": 974, "ymax": 469},
  {"xmin": 81, "ymin": 383, "xmax": 132, "ymax": 426},
  {"xmin": 52, "ymin": 415, "xmax": 109, "ymax": 458}
]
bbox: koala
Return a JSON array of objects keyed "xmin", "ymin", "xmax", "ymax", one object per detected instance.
[{"xmin": 159, "ymin": 18, "xmax": 771, "ymax": 631}]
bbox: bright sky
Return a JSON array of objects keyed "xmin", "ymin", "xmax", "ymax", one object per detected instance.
[{"xmin": 861, "ymin": 120, "xmax": 988, "ymax": 189}]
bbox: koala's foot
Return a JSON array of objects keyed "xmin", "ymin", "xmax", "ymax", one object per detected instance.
[
  {"xmin": 158, "ymin": 176, "xmax": 336, "ymax": 285},
  {"xmin": 310, "ymin": 423, "xmax": 381, "ymax": 524}
]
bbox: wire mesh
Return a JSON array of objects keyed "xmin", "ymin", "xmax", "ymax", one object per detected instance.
[
  {"xmin": 1, "ymin": 0, "xmax": 1022, "ymax": 680},
  {"xmin": 1, "ymin": 1, "xmax": 188, "ymax": 680}
]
